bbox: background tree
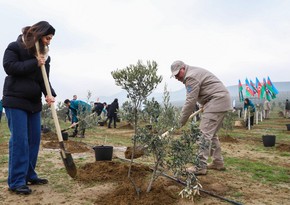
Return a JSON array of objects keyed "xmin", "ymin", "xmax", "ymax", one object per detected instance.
[
  {"xmin": 222, "ymin": 111, "xmax": 236, "ymax": 137},
  {"xmin": 41, "ymin": 104, "xmax": 54, "ymax": 132},
  {"xmin": 120, "ymin": 100, "xmax": 135, "ymax": 126},
  {"xmin": 143, "ymin": 97, "xmax": 161, "ymax": 124},
  {"xmin": 57, "ymin": 101, "xmax": 69, "ymax": 122}
]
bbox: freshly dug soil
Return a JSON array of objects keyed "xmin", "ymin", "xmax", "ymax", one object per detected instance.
[
  {"xmin": 124, "ymin": 145, "xmax": 145, "ymax": 159},
  {"xmin": 77, "ymin": 160, "xmax": 181, "ymax": 205},
  {"xmin": 42, "ymin": 140, "xmax": 91, "ymax": 153},
  {"xmin": 276, "ymin": 143, "xmax": 290, "ymax": 152}
]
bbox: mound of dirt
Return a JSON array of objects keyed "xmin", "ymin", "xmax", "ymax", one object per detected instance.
[
  {"xmin": 42, "ymin": 140, "xmax": 91, "ymax": 153},
  {"xmin": 278, "ymin": 111, "xmax": 284, "ymax": 117},
  {"xmin": 219, "ymin": 135, "xmax": 239, "ymax": 143},
  {"xmin": 118, "ymin": 123, "xmax": 134, "ymax": 130},
  {"xmin": 276, "ymin": 143, "xmax": 290, "ymax": 152},
  {"xmin": 77, "ymin": 161, "xmax": 150, "ymax": 182},
  {"xmin": 41, "ymin": 131, "xmax": 57, "ymax": 141},
  {"xmin": 77, "ymin": 160, "xmax": 181, "ymax": 205},
  {"xmin": 124, "ymin": 146, "xmax": 145, "ymax": 159}
]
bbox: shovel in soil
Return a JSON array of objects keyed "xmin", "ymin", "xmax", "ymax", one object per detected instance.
[
  {"xmin": 36, "ymin": 42, "xmax": 77, "ymax": 178},
  {"xmin": 61, "ymin": 122, "xmax": 79, "ymax": 133},
  {"xmin": 125, "ymin": 108, "xmax": 203, "ymax": 159},
  {"xmin": 61, "ymin": 113, "xmax": 96, "ymax": 133}
]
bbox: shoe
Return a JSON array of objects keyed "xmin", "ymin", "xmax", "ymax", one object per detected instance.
[
  {"xmin": 186, "ymin": 166, "xmax": 207, "ymax": 175},
  {"xmin": 9, "ymin": 185, "xmax": 32, "ymax": 195},
  {"xmin": 27, "ymin": 178, "xmax": 48, "ymax": 185},
  {"xmin": 207, "ymin": 163, "xmax": 226, "ymax": 171}
]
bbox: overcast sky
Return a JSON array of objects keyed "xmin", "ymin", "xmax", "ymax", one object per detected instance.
[{"xmin": 1, "ymin": 0, "xmax": 290, "ymax": 102}]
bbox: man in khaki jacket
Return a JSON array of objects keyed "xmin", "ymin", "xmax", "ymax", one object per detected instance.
[
  {"xmin": 263, "ymin": 99, "xmax": 271, "ymax": 119},
  {"xmin": 171, "ymin": 60, "xmax": 232, "ymax": 175}
]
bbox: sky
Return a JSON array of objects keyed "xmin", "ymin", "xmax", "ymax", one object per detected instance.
[{"xmin": 1, "ymin": 0, "xmax": 290, "ymax": 103}]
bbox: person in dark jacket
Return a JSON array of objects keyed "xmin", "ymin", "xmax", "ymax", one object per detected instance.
[
  {"xmin": 108, "ymin": 98, "xmax": 119, "ymax": 128},
  {"xmin": 2, "ymin": 21, "xmax": 56, "ymax": 195},
  {"xmin": 64, "ymin": 99, "xmax": 91, "ymax": 137},
  {"xmin": 92, "ymin": 101, "xmax": 104, "ymax": 116},
  {"xmin": 244, "ymin": 98, "xmax": 255, "ymax": 127}
]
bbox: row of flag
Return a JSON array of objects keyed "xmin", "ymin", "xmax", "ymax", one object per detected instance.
[{"xmin": 238, "ymin": 77, "xmax": 279, "ymax": 102}]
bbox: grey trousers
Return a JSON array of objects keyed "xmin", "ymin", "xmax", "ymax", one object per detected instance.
[{"xmin": 197, "ymin": 112, "xmax": 226, "ymax": 168}]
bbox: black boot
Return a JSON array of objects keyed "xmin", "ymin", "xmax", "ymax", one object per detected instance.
[{"xmin": 9, "ymin": 185, "xmax": 32, "ymax": 195}]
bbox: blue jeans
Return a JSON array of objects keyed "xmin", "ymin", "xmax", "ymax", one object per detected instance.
[{"xmin": 5, "ymin": 108, "xmax": 41, "ymax": 189}]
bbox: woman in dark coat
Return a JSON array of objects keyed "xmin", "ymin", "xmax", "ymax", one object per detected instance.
[
  {"xmin": 108, "ymin": 98, "xmax": 119, "ymax": 128},
  {"xmin": 2, "ymin": 21, "xmax": 56, "ymax": 195}
]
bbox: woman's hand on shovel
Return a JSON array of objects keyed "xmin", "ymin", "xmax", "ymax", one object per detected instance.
[
  {"xmin": 45, "ymin": 95, "xmax": 55, "ymax": 106},
  {"xmin": 36, "ymin": 54, "xmax": 46, "ymax": 67}
]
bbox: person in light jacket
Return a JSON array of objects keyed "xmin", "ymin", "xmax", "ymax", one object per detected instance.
[
  {"xmin": 263, "ymin": 99, "xmax": 271, "ymax": 119},
  {"xmin": 171, "ymin": 60, "xmax": 232, "ymax": 175}
]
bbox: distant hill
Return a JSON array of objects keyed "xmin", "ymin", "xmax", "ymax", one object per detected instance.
[
  {"xmin": 99, "ymin": 81, "xmax": 290, "ymax": 107},
  {"xmin": 226, "ymin": 81, "xmax": 290, "ymax": 97}
]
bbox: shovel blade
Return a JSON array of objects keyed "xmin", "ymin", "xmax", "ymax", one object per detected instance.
[{"xmin": 60, "ymin": 150, "xmax": 77, "ymax": 178}]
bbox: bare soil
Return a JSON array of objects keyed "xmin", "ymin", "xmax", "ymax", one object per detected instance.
[{"xmin": 0, "ymin": 118, "xmax": 290, "ymax": 205}]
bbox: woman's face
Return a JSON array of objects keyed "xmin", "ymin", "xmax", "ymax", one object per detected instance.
[{"xmin": 41, "ymin": 34, "xmax": 53, "ymax": 46}]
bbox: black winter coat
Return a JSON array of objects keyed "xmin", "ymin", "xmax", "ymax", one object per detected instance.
[
  {"xmin": 2, "ymin": 35, "xmax": 56, "ymax": 113},
  {"xmin": 108, "ymin": 100, "xmax": 119, "ymax": 117}
]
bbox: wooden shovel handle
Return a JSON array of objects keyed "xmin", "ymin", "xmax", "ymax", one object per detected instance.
[
  {"xmin": 188, "ymin": 108, "xmax": 203, "ymax": 120},
  {"xmin": 161, "ymin": 108, "xmax": 203, "ymax": 138},
  {"xmin": 35, "ymin": 42, "xmax": 64, "ymax": 143}
]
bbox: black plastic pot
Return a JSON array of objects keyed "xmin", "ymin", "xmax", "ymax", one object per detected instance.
[
  {"xmin": 286, "ymin": 124, "xmax": 290, "ymax": 131},
  {"xmin": 62, "ymin": 132, "xmax": 68, "ymax": 141},
  {"xmin": 93, "ymin": 145, "xmax": 113, "ymax": 161},
  {"xmin": 262, "ymin": 135, "xmax": 276, "ymax": 147},
  {"xmin": 98, "ymin": 121, "xmax": 105, "ymax": 126},
  {"xmin": 41, "ymin": 125, "xmax": 51, "ymax": 133}
]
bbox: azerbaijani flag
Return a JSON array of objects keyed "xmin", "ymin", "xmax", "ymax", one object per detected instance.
[
  {"xmin": 256, "ymin": 77, "xmax": 265, "ymax": 99},
  {"xmin": 267, "ymin": 76, "xmax": 279, "ymax": 95},
  {"xmin": 245, "ymin": 78, "xmax": 255, "ymax": 97},
  {"xmin": 250, "ymin": 79, "xmax": 258, "ymax": 94},
  {"xmin": 238, "ymin": 79, "xmax": 244, "ymax": 102},
  {"xmin": 264, "ymin": 78, "xmax": 276, "ymax": 100}
]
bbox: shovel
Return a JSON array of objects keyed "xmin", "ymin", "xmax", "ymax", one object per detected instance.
[
  {"xmin": 161, "ymin": 108, "xmax": 203, "ymax": 138},
  {"xmin": 61, "ymin": 112, "xmax": 96, "ymax": 133},
  {"xmin": 61, "ymin": 122, "xmax": 79, "ymax": 133},
  {"xmin": 36, "ymin": 42, "xmax": 77, "ymax": 178},
  {"xmin": 125, "ymin": 108, "xmax": 204, "ymax": 159}
]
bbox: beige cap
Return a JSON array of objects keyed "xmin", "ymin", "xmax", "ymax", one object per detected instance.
[{"xmin": 170, "ymin": 60, "xmax": 185, "ymax": 77}]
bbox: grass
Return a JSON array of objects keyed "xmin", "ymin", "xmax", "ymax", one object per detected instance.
[
  {"xmin": 0, "ymin": 155, "xmax": 8, "ymax": 164},
  {"xmin": 0, "ymin": 107, "xmax": 289, "ymax": 204},
  {"xmin": 225, "ymin": 157, "xmax": 289, "ymax": 184},
  {"xmin": 218, "ymin": 107, "xmax": 290, "ymax": 188},
  {"xmin": 279, "ymin": 152, "xmax": 290, "ymax": 157}
]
